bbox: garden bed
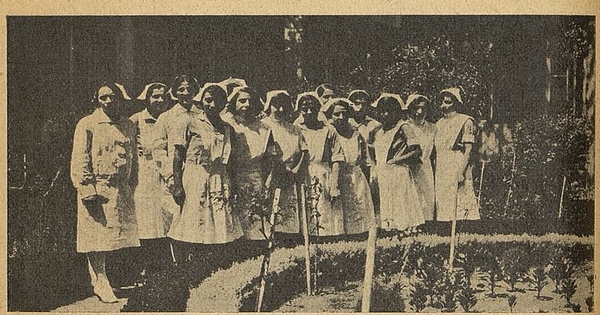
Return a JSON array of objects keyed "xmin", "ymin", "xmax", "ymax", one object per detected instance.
[
  {"xmin": 187, "ymin": 233, "xmax": 593, "ymax": 313},
  {"xmin": 275, "ymin": 264, "xmax": 593, "ymax": 313}
]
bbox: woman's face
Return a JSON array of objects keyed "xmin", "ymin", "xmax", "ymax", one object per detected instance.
[
  {"xmin": 98, "ymin": 86, "xmax": 121, "ymax": 119},
  {"xmin": 299, "ymin": 98, "xmax": 320, "ymax": 122},
  {"xmin": 320, "ymin": 88, "xmax": 335, "ymax": 103},
  {"xmin": 331, "ymin": 104, "xmax": 350, "ymax": 129},
  {"xmin": 409, "ymin": 101, "xmax": 428, "ymax": 121},
  {"xmin": 379, "ymin": 104, "xmax": 398, "ymax": 128},
  {"xmin": 147, "ymin": 87, "xmax": 168, "ymax": 117},
  {"xmin": 440, "ymin": 95, "xmax": 456, "ymax": 113},
  {"xmin": 350, "ymin": 96, "xmax": 369, "ymax": 117},
  {"xmin": 176, "ymin": 80, "xmax": 194, "ymax": 109},
  {"xmin": 202, "ymin": 91, "xmax": 226, "ymax": 116},
  {"xmin": 270, "ymin": 95, "xmax": 293, "ymax": 121},
  {"xmin": 235, "ymin": 91, "xmax": 252, "ymax": 117}
]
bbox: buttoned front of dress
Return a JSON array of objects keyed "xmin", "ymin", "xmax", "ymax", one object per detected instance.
[
  {"xmin": 130, "ymin": 109, "xmax": 178, "ymax": 240},
  {"xmin": 152, "ymin": 103, "xmax": 191, "ymax": 182},
  {"xmin": 70, "ymin": 108, "xmax": 139, "ymax": 253},
  {"xmin": 168, "ymin": 111, "xmax": 243, "ymax": 244}
]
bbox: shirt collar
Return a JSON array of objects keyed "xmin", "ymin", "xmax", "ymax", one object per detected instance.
[
  {"xmin": 92, "ymin": 108, "xmax": 116, "ymax": 124},
  {"xmin": 139, "ymin": 108, "xmax": 158, "ymax": 123},
  {"xmin": 171, "ymin": 103, "xmax": 189, "ymax": 115}
]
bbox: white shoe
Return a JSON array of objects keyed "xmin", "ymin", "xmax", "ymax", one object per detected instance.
[{"xmin": 93, "ymin": 276, "xmax": 119, "ymax": 303}]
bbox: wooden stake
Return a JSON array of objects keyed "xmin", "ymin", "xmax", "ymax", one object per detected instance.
[
  {"xmin": 558, "ymin": 175, "xmax": 567, "ymax": 219},
  {"xmin": 257, "ymin": 188, "xmax": 282, "ymax": 312},
  {"xmin": 504, "ymin": 148, "xmax": 517, "ymax": 216},
  {"xmin": 448, "ymin": 216, "xmax": 458, "ymax": 273},
  {"xmin": 449, "ymin": 179, "xmax": 461, "ymax": 273},
  {"xmin": 312, "ymin": 179, "xmax": 322, "ymax": 294},
  {"xmin": 478, "ymin": 161, "xmax": 486, "ymax": 206},
  {"xmin": 361, "ymin": 223, "xmax": 378, "ymax": 313},
  {"xmin": 299, "ymin": 183, "xmax": 312, "ymax": 295},
  {"xmin": 169, "ymin": 242, "xmax": 177, "ymax": 265}
]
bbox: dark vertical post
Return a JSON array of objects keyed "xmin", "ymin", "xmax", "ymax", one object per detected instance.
[{"xmin": 116, "ymin": 17, "xmax": 135, "ymax": 84}]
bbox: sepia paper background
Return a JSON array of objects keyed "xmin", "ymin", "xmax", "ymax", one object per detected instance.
[{"xmin": 1, "ymin": 0, "xmax": 599, "ymax": 314}]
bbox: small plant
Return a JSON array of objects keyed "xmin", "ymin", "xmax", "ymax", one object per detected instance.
[
  {"xmin": 413, "ymin": 248, "xmax": 449, "ymax": 309},
  {"xmin": 585, "ymin": 296, "xmax": 593, "ymax": 312},
  {"xmin": 410, "ymin": 282, "xmax": 428, "ymax": 312},
  {"xmin": 502, "ymin": 247, "xmax": 528, "ymax": 292},
  {"xmin": 560, "ymin": 278, "xmax": 577, "ymax": 307},
  {"xmin": 439, "ymin": 275, "xmax": 458, "ymax": 312},
  {"xmin": 548, "ymin": 255, "xmax": 576, "ymax": 293},
  {"xmin": 507, "ymin": 294, "xmax": 517, "ymax": 313},
  {"xmin": 586, "ymin": 274, "xmax": 594, "ymax": 294},
  {"xmin": 480, "ymin": 249, "xmax": 503, "ymax": 297},
  {"xmin": 366, "ymin": 278, "xmax": 406, "ymax": 312},
  {"xmin": 455, "ymin": 251, "xmax": 477, "ymax": 286},
  {"xmin": 571, "ymin": 303, "xmax": 582, "ymax": 312},
  {"xmin": 457, "ymin": 272, "xmax": 477, "ymax": 313},
  {"xmin": 528, "ymin": 266, "xmax": 548, "ymax": 299}
]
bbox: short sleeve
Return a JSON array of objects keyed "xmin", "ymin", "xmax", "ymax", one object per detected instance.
[
  {"xmin": 129, "ymin": 113, "xmax": 139, "ymax": 125},
  {"xmin": 400, "ymin": 123, "xmax": 420, "ymax": 147},
  {"xmin": 368, "ymin": 120, "xmax": 383, "ymax": 144},
  {"xmin": 459, "ymin": 118, "xmax": 475, "ymax": 144}
]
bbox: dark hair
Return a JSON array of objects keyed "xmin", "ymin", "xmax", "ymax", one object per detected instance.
[
  {"xmin": 324, "ymin": 99, "xmax": 353, "ymax": 119},
  {"xmin": 223, "ymin": 81, "xmax": 245, "ymax": 96},
  {"xmin": 200, "ymin": 84, "xmax": 228, "ymax": 105},
  {"xmin": 171, "ymin": 75, "xmax": 200, "ymax": 97},
  {"xmin": 407, "ymin": 95, "xmax": 429, "ymax": 111},
  {"xmin": 265, "ymin": 93, "xmax": 293, "ymax": 115},
  {"xmin": 439, "ymin": 91, "xmax": 461, "ymax": 104},
  {"xmin": 316, "ymin": 84, "xmax": 335, "ymax": 98},
  {"xmin": 297, "ymin": 94, "xmax": 321, "ymax": 111},
  {"xmin": 438, "ymin": 91, "xmax": 466, "ymax": 115},
  {"xmin": 92, "ymin": 82, "xmax": 125, "ymax": 107},
  {"xmin": 228, "ymin": 86, "xmax": 263, "ymax": 118},
  {"xmin": 375, "ymin": 96, "xmax": 404, "ymax": 121}
]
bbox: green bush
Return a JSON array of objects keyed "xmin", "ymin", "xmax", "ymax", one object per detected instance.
[{"xmin": 476, "ymin": 113, "xmax": 594, "ymax": 234}]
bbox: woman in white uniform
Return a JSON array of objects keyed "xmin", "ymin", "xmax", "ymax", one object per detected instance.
[
  {"xmin": 322, "ymin": 98, "xmax": 375, "ymax": 235},
  {"xmin": 434, "ymin": 88, "xmax": 480, "ymax": 230},
  {"xmin": 294, "ymin": 92, "xmax": 345, "ymax": 237},
  {"xmin": 71, "ymin": 82, "xmax": 139, "ymax": 303},
  {"xmin": 130, "ymin": 82, "xmax": 178, "ymax": 278},
  {"xmin": 262, "ymin": 90, "xmax": 308, "ymax": 236},
  {"xmin": 404, "ymin": 94, "xmax": 436, "ymax": 223},
  {"xmin": 372, "ymin": 93, "xmax": 424, "ymax": 232}
]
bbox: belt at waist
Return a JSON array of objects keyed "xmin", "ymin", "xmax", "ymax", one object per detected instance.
[{"xmin": 185, "ymin": 156, "xmax": 226, "ymax": 166}]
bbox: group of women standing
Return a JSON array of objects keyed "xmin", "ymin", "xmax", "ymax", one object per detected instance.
[{"xmin": 70, "ymin": 76, "xmax": 480, "ymax": 303}]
